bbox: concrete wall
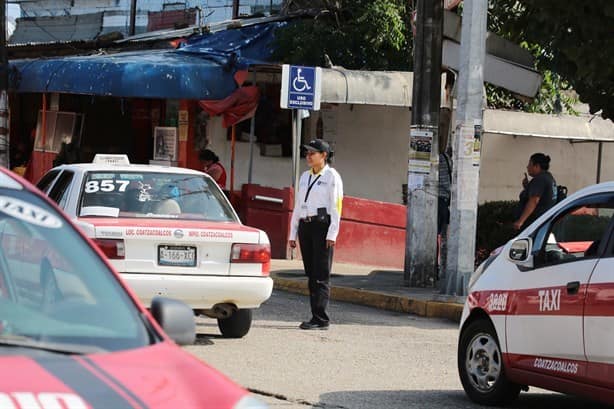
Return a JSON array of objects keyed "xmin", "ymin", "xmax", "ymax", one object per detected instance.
[
  {"xmin": 603, "ymin": 143, "xmax": 614, "ymax": 182},
  {"xmin": 324, "ymin": 105, "xmax": 410, "ymax": 203},
  {"xmin": 208, "ymin": 104, "xmax": 411, "ymax": 203},
  {"xmin": 208, "ymin": 116, "xmax": 295, "ymax": 190},
  {"xmin": 479, "ymin": 133, "xmax": 609, "ymax": 203},
  {"xmin": 208, "ymin": 104, "xmax": 614, "ymax": 205}
]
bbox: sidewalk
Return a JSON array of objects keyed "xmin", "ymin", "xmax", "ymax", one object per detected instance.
[{"xmin": 270, "ymin": 259, "xmax": 465, "ymax": 323}]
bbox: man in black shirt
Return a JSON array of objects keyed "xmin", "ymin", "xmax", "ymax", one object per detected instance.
[{"xmin": 513, "ymin": 153, "xmax": 557, "ymax": 230}]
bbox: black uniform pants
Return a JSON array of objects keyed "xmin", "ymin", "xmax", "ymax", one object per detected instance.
[{"xmin": 298, "ymin": 219, "xmax": 333, "ymax": 325}]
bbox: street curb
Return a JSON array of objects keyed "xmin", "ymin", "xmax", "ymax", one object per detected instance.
[{"xmin": 272, "ymin": 274, "xmax": 463, "ymax": 323}]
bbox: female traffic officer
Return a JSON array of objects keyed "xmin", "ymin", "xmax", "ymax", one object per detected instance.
[{"xmin": 288, "ymin": 139, "xmax": 343, "ymax": 330}]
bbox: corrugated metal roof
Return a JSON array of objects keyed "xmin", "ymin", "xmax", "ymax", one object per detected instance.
[
  {"xmin": 115, "ymin": 14, "xmax": 294, "ymax": 44},
  {"xmin": 10, "ymin": 13, "xmax": 104, "ymax": 44},
  {"xmin": 10, "ymin": 21, "xmax": 284, "ymax": 100}
]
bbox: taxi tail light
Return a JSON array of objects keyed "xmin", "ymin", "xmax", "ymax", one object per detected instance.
[
  {"xmin": 231, "ymin": 243, "xmax": 271, "ymax": 275},
  {"xmin": 94, "ymin": 239, "xmax": 125, "ymax": 259}
]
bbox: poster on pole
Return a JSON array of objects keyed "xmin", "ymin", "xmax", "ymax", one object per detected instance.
[
  {"xmin": 407, "ymin": 128, "xmax": 433, "ymax": 191},
  {"xmin": 455, "ymin": 123, "xmax": 480, "ymax": 210}
]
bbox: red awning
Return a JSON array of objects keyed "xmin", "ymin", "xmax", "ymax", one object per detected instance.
[{"xmin": 199, "ymin": 86, "xmax": 260, "ymax": 128}]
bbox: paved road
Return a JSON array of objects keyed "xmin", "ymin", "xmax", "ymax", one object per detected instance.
[{"xmin": 185, "ymin": 291, "xmax": 609, "ymax": 409}]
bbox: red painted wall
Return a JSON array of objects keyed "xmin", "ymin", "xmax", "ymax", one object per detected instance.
[
  {"xmin": 239, "ymin": 184, "xmax": 407, "ymax": 269},
  {"xmin": 335, "ymin": 196, "xmax": 406, "ymax": 269}
]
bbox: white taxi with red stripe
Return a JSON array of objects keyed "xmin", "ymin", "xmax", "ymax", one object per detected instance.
[
  {"xmin": 37, "ymin": 155, "xmax": 273, "ymax": 338},
  {"xmin": 459, "ymin": 181, "xmax": 614, "ymax": 405}
]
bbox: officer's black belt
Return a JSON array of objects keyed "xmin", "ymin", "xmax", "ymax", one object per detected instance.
[{"xmin": 300, "ymin": 216, "xmax": 317, "ymax": 223}]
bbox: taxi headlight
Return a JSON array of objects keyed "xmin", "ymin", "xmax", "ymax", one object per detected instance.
[
  {"xmin": 467, "ymin": 246, "xmax": 503, "ymax": 291},
  {"xmin": 233, "ymin": 395, "xmax": 269, "ymax": 409}
]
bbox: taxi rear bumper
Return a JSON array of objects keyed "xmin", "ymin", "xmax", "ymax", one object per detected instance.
[{"xmin": 120, "ymin": 273, "xmax": 273, "ymax": 310}]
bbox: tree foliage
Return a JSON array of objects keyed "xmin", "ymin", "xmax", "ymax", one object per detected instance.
[
  {"xmin": 275, "ymin": 1, "xmax": 613, "ymax": 120},
  {"xmin": 485, "ymin": 71, "xmax": 578, "ymax": 116},
  {"xmin": 273, "ymin": 0, "xmax": 412, "ymax": 71},
  {"xmin": 488, "ymin": 0, "xmax": 613, "ymax": 119}
]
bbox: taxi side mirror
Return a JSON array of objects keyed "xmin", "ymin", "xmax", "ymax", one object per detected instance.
[
  {"xmin": 507, "ymin": 238, "xmax": 534, "ymax": 268},
  {"xmin": 150, "ymin": 297, "xmax": 196, "ymax": 345}
]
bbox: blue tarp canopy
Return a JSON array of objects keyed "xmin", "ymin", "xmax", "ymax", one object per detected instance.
[{"xmin": 10, "ymin": 21, "xmax": 285, "ymax": 100}]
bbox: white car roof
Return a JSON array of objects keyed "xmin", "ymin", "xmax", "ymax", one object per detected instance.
[
  {"xmin": 564, "ymin": 181, "xmax": 614, "ymax": 202},
  {"xmin": 55, "ymin": 163, "xmax": 208, "ymax": 176}
]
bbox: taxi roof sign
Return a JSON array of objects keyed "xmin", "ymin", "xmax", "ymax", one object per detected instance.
[{"xmin": 92, "ymin": 154, "xmax": 131, "ymax": 165}]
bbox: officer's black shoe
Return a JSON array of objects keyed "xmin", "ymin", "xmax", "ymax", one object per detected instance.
[{"xmin": 299, "ymin": 321, "xmax": 329, "ymax": 330}]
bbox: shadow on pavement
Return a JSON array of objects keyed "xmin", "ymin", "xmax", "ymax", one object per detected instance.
[
  {"xmin": 256, "ymin": 290, "xmax": 457, "ymax": 329},
  {"xmin": 315, "ymin": 389, "xmax": 612, "ymax": 409}
]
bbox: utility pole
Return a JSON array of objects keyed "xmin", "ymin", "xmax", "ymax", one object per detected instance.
[
  {"xmin": 445, "ymin": 0, "xmax": 487, "ymax": 295},
  {"xmin": 404, "ymin": 0, "xmax": 443, "ymax": 287},
  {"xmin": 129, "ymin": 0, "xmax": 137, "ymax": 36},
  {"xmin": 0, "ymin": 0, "xmax": 9, "ymax": 169},
  {"xmin": 232, "ymin": 0, "xmax": 240, "ymax": 19}
]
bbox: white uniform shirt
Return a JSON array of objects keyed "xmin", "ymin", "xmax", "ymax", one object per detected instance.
[{"xmin": 289, "ymin": 165, "xmax": 344, "ymax": 242}]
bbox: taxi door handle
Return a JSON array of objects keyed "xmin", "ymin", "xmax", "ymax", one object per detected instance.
[{"xmin": 566, "ymin": 281, "xmax": 580, "ymax": 295}]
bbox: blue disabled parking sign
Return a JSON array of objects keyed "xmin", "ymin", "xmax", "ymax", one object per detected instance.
[{"xmin": 281, "ymin": 65, "xmax": 322, "ymax": 111}]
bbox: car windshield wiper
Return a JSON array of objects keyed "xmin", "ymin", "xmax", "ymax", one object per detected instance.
[{"xmin": 0, "ymin": 334, "xmax": 106, "ymax": 355}]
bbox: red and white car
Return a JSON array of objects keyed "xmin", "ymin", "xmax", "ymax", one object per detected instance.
[
  {"xmin": 0, "ymin": 167, "xmax": 266, "ymax": 408},
  {"xmin": 37, "ymin": 155, "xmax": 273, "ymax": 338},
  {"xmin": 458, "ymin": 182, "xmax": 614, "ymax": 405}
]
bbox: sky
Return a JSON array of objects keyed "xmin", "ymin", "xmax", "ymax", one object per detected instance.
[{"xmin": 8, "ymin": 3, "xmax": 19, "ymax": 19}]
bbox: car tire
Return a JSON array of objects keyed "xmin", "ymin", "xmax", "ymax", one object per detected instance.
[
  {"xmin": 218, "ymin": 309, "xmax": 252, "ymax": 338},
  {"xmin": 458, "ymin": 318, "xmax": 521, "ymax": 406}
]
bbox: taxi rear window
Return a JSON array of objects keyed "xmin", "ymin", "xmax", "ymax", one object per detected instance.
[{"xmin": 79, "ymin": 171, "xmax": 237, "ymax": 222}]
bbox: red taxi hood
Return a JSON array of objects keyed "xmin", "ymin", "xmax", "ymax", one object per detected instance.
[
  {"xmin": 78, "ymin": 218, "xmax": 260, "ymax": 234},
  {"xmin": 0, "ymin": 342, "xmax": 246, "ymax": 409}
]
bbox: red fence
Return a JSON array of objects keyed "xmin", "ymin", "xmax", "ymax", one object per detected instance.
[{"xmin": 239, "ymin": 184, "xmax": 406, "ymax": 269}]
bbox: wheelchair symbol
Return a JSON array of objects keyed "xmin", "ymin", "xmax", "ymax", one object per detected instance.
[{"xmin": 292, "ymin": 68, "xmax": 312, "ymax": 92}]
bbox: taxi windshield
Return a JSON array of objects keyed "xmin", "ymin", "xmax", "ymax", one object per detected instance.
[
  {"xmin": 0, "ymin": 188, "xmax": 151, "ymax": 354},
  {"xmin": 79, "ymin": 171, "xmax": 237, "ymax": 222}
]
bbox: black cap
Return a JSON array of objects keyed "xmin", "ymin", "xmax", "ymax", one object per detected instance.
[{"xmin": 303, "ymin": 139, "xmax": 330, "ymax": 154}]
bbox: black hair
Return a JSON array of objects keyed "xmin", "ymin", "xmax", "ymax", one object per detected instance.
[
  {"xmin": 199, "ymin": 149, "xmax": 219, "ymax": 163},
  {"xmin": 530, "ymin": 153, "xmax": 551, "ymax": 171}
]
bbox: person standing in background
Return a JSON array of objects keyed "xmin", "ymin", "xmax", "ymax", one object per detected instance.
[
  {"xmin": 513, "ymin": 153, "xmax": 557, "ymax": 230},
  {"xmin": 199, "ymin": 149, "xmax": 227, "ymax": 189},
  {"xmin": 438, "ymin": 148, "xmax": 453, "ymax": 276},
  {"xmin": 288, "ymin": 139, "xmax": 343, "ymax": 330}
]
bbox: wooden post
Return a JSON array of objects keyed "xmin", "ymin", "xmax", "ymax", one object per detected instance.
[{"xmin": 230, "ymin": 125, "xmax": 236, "ymax": 194}]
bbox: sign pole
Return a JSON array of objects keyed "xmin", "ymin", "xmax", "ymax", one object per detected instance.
[
  {"xmin": 445, "ymin": 0, "xmax": 487, "ymax": 295},
  {"xmin": 281, "ymin": 64, "xmax": 321, "ymax": 189},
  {"xmin": 296, "ymin": 114, "xmax": 302, "ymax": 189},
  {"xmin": 291, "ymin": 110, "xmax": 298, "ymax": 187},
  {"xmin": 247, "ymin": 71, "xmax": 257, "ymax": 184},
  {"xmin": 404, "ymin": 0, "xmax": 444, "ymax": 287}
]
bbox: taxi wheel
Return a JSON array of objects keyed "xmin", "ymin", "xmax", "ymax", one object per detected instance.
[
  {"xmin": 458, "ymin": 319, "xmax": 520, "ymax": 406},
  {"xmin": 218, "ymin": 309, "xmax": 252, "ymax": 338}
]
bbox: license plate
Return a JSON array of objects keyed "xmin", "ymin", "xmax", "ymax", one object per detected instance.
[{"xmin": 158, "ymin": 245, "xmax": 197, "ymax": 267}]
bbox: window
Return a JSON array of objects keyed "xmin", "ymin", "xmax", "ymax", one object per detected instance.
[
  {"xmin": 0, "ymin": 188, "xmax": 150, "ymax": 352},
  {"xmin": 36, "ymin": 170, "xmax": 60, "ymax": 194},
  {"xmin": 532, "ymin": 195, "xmax": 614, "ymax": 267},
  {"xmin": 48, "ymin": 171, "xmax": 74, "ymax": 208},
  {"xmin": 79, "ymin": 171, "xmax": 237, "ymax": 222},
  {"xmin": 34, "ymin": 111, "xmax": 84, "ymax": 153}
]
